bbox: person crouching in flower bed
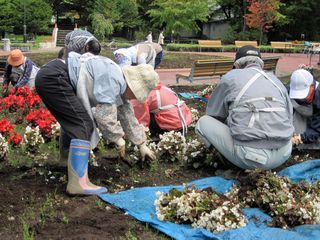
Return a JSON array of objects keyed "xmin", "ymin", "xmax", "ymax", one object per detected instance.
[
  {"xmin": 67, "ymin": 40, "xmax": 157, "ymax": 167},
  {"xmin": 195, "ymin": 46, "xmax": 294, "ymax": 170},
  {"xmin": 2, "ymin": 49, "xmax": 39, "ymax": 97},
  {"xmin": 130, "ymin": 82, "xmax": 192, "ymax": 137},
  {"xmin": 288, "ymin": 69, "xmax": 320, "ymax": 147}
]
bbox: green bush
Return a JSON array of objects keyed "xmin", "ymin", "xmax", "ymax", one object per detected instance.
[{"xmin": 222, "ymin": 26, "xmax": 238, "ymax": 44}]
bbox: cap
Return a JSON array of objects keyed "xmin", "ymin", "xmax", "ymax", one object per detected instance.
[
  {"xmin": 289, "ymin": 69, "xmax": 313, "ymax": 99},
  {"xmin": 7, "ymin": 49, "xmax": 24, "ymax": 66},
  {"xmin": 235, "ymin": 45, "xmax": 261, "ymax": 61}
]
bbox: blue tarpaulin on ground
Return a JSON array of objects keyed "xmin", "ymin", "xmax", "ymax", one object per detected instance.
[
  {"xmin": 178, "ymin": 92, "xmax": 208, "ymax": 102},
  {"xmin": 99, "ymin": 160, "xmax": 320, "ymax": 240}
]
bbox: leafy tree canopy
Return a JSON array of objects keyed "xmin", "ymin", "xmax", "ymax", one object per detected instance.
[
  {"xmin": 0, "ymin": 0, "xmax": 52, "ymax": 35},
  {"xmin": 147, "ymin": 0, "xmax": 209, "ymax": 35}
]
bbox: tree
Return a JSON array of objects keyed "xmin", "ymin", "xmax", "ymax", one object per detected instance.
[
  {"xmin": 274, "ymin": 0, "xmax": 320, "ymax": 41},
  {"xmin": 0, "ymin": 0, "xmax": 53, "ymax": 37},
  {"xmin": 245, "ymin": 0, "xmax": 283, "ymax": 45},
  {"xmin": 147, "ymin": 0, "xmax": 209, "ymax": 38},
  {"xmin": 0, "ymin": 0, "xmax": 18, "ymax": 37},
  {"xmin": 20, "ymin": 0, "xmax": 53, "ymax": 34},
  {"xmin": 46, "ymin": 0, "xmax": 93, "ymax": 27},
  {"xmin": 88, "ymin": 0, "xmax": 140, "ymax": 40}
]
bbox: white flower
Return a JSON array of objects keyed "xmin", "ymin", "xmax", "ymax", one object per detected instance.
[{"xmin": 0, "ymin": 134, "xmax": 9, "ymax": 160}]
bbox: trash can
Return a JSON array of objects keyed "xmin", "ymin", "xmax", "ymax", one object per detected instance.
[{"xmin": 2, "ymin": 38, "xmax": 11, "ymax": 51}]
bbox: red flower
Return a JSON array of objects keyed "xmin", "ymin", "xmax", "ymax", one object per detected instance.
[
  {"xmin": 0, "ymin": 118, "xmax": 14, "ymax": 134},
  {"xmin": 8, "ymin": 130, "xmax": 22, "ymax": 146},
  {"xmin": 25, "ymin": 108, "xmax": 56, "ymax": 139}
]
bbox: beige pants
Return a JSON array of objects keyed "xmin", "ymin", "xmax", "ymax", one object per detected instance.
[{"xmin": 195, "ymin": 115, "xmax": 292, "ymax": 170}]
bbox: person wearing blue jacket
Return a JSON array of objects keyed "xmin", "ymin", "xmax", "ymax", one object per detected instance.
[{"xmin": 289, "ymin": 69, "xmax": 320, "ymax": 146}]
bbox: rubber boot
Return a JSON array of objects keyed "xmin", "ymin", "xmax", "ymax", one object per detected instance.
[{"xmin": 66, "ymin": 139, "xmax": 108, "ymax": 195}]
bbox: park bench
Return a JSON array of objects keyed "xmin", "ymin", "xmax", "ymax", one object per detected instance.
[
  {"xmin": 235, "ymin": 40, "xmax": 258, "ymax": 49},
  {"xmin": 176, "ymin": 60, "xmax": 233, "ymax": 83},
  {"xmin": 198, "ymin": 40, "xmax": 223, "ymax": 52},
  {"xmin": 176, "ymin": 56, "xmax": 281, "ymax": 83},
  {"xmin": 271, "ymin": 41, "xmax": 293, "ymax": 53},
  {"xmin": 262, "ymin": 56, "xmax": 281, "ymax": 72}
]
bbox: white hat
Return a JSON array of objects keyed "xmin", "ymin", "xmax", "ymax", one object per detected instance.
[
  {"xmin": 122, "ymin": 64, "xmax": 159, "ymax": 102},
  {"xmin": 289, "ymin": 69, "xmax": 313, "ymax": 99}
]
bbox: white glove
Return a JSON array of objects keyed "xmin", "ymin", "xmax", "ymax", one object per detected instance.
[
  {"xmin": 139, "ymin": 142, "xmax": 156, "ymax": 162},
  {"xmin": 291, "ymin": 134, "xmax": 303, "ymax": 146},
  {"xmin": 115, "ymin": 137, "xmax": 126, "ymax": 159}
]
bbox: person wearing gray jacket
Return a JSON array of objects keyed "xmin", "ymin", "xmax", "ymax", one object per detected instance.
[{"xmin": 196, "ymin": 45, "xmax": 294, "ymax": 170}]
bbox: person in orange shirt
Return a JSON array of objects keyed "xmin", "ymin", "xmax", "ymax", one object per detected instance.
[{"xmin": 130, "ymin": 83, "xmax": 192, "ymax": 136}]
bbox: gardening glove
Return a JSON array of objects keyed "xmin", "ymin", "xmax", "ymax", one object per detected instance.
[
  {"xmin": 291, "ymin": 134, "xmax": 303, "ymax": 146},
  {"xmin": 115, "ymin": 137, "xmax": 126, "ymax": 159},
  {"xmin": 139, "ymin": 142, "xmax": 156, "ymax": 162}
]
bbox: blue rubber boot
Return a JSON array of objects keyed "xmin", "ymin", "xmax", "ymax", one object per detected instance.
[{"xmin": 66, "ymin": 139, "xmax": 107, "ymax": 195}]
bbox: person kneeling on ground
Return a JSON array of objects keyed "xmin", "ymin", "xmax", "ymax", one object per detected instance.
[
  {"xmin": 2, "ymin": 49, "xmax": 39, "ymax": 97},
  {"xmin": 113, "ymin": 42, "xmax": 163, "ymax": 69},
  {"xmin": 67, "ymin": 40, "xmax": 157, "ymax": 165},
  {"xmin": 288, "ymin": 69, "xmax": 320, "ymax": 147},
  {"xmin": 130, "ymin": 82, "xmax": 192, "ymax": 137},
  {"xmin": 195, "ymin": 45, "xmax": 294, "ymax": 170}
]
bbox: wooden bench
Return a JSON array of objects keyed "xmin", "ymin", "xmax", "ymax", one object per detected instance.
[
  {"xmin": 235, "ymin": 41, "xmax": 258, "ymax": 48},
  {"xmin": 262, "ymin": 56, "xmax": 281, "ymax": 72},
  {"xmin": 198, "ymin": 40, "xmax": 223, "ymax": 52},
  {"xmin": 176, "ymin": 60, "xmax": 233, "ymax": 83},
  {"xmin": 176, "ymin": 56, "xmax": 281, "ymax": 83},
  {"xmin": 270, "ymin": 42, "xmax": 293, "ymax": 52}
]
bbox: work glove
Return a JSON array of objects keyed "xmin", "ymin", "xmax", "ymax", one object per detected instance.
[
  {"xmin": 115, "ymin": 137, "xmax": 126, "ymax": 159},
  {"xmin": 139, "ymin": 142, "xmax": 156, "ymax": 162},
  {"xmin": 291, "ymin": 134, "xmax": 303, "ymax": 146}
]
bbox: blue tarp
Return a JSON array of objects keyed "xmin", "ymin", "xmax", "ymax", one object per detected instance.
[
  {"xmin": 99, "ymin": 160, "xmax": 320, "ymax": 240},
  {"xmin": 178, "ymin": 92, "xmax": 208, "ymax": 102}
]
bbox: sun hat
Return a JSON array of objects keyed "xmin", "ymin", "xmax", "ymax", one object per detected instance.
[
  {"xmin": 289, "ymin": 69, "xmax": 314, "ymax": 99},
  {"xmin": 8, "ymin": 49, "xmax": 24, "ymax": 66},
  {"xmin": 235, "ymin": 45, "xmax": 261, "ymax": 61},
  {"xmin": 122, "ymin": 64, "xmax": 159, "ymax": 102}
]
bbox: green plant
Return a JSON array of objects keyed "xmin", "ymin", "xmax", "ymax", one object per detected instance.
[
  {"xmin": 124, "ymin": 230, "xmax": 138, "ymax": 240},
  {"xmin": 20, "ymin": 207, "xmax": 36, "ymax": 240},
  {"xmin": 40, "ymin": 193, "xmax": 57, "ymax": 225},
  {"xmin": 61, "ymin": 213, "xmax": 69, "ymax": 225},
  {"xmin": 95, "ymin": 199, "xmax": 105, "ymax": 209},
  {"xmin": 21, "ymin": 218, "xmax": 35, "ymax": 240}
]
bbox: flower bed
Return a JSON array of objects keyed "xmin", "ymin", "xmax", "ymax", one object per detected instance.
[{"xmin": 0, "ymin": 87, "xmax": 58, "ymax": 160}]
